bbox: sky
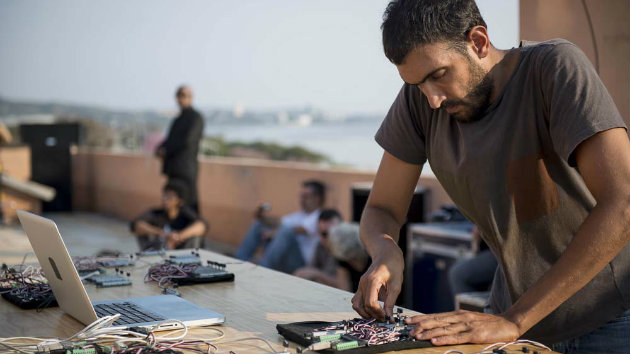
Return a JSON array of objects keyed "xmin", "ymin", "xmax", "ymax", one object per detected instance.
[{"xmin": 0, "ymin": 0, "xmax": 519, "ymax": 116}]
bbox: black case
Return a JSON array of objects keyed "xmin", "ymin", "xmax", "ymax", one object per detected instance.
[{"xmin": 276, "ymin": 321, "xmax": 433, "ymax": 354}]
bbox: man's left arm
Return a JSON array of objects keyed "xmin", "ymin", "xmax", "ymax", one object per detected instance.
[
  {"xmin": 406, "ymin": 128, "xmax": 630, "ymax": 345},
  {"xmin": 167, "ymin": 220, "xmax": 207, "ymax": 249}
]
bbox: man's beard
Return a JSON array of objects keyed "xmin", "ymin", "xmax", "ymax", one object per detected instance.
[{"xmin": 442, "ymin": 59, "xmax": 494, "ymax": 123}]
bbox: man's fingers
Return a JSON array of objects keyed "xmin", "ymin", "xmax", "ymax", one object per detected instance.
[
  {"xmin": 430, "ymin": 332, "xmax": 472, "ymax": 346},
  {"xmin": 406, "ymin": 314, "xmax": 452, "ymax": 325},
  {"xmin": 409, "ymin": 320, "xmax": 452, "ymax": 337},
  {"xmin": 351, "ymin": 292, "xmax": 371, "ymax": 319},
  {"xmin": 413, "ymin": 322, "xmax": 471, "ymax": 340},
  {"xmin": 363, "ymin": 279, "xmax": 385, "ymax": 321},
  {"xmin": 383, "ymin": 286, "xmax": 400, "ymax": 321}
]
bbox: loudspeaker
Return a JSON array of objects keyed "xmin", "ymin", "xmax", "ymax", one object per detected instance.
[
  {"xmin": 20, "ymin": 123, "xmax": 82, "ymax": 211},
  {"xmin": 351, "ymin": 182, "xmax": 427, "ymax": 247},
  {"xmin": 351, "ymin": 183, "xmax": 428, "ymax": 307}
]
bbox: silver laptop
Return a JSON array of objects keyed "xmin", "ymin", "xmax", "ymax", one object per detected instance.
[{"xmin": 17, "ymin": 210, "xmax": 225, "ymax": 329}]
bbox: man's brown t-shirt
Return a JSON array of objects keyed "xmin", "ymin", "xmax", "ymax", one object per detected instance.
[{"xmin": 375, "ymin": 39, "xmax": 629, "ymax": 344}]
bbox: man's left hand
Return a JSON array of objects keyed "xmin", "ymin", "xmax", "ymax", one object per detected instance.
[
  {"xmin": 293, "ymin": 226, "xmax": 308, "ymax": 235},
  {"xmin": 406, "ymin": 310, "xmax": 521, "ymax": 346},
  {"xmin": 166, "ymin": 232, "xmax": 181, "ymax": 249}
]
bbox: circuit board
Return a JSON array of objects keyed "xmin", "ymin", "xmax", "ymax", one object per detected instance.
[
  {"xmin": 73, "ymin": 255, "xmax": 135, "ymax": 275},
  {"xmin": 172, "ymin": 264, "xmax": 235, "ymax": 285},
  {"xmin": 1, "ymin": 286, "xmax": 58, "ymax": 309},
  {"xmin": 145, "ymin": 258, "xmax": 234, "ymax": 288},
  {"xmin": 277, "ymin": 311, "xmax": 432, "ymax": 354},
  {"xmin": 86, "ymin": 274, "xmax": 132, "ymax": 288},
  {"xmin": 0, "ymin": 265, "xmax": 58, "ymax": 309}
]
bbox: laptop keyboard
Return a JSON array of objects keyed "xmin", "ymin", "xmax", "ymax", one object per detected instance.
[{"xmin": 94, "ymin": 302, "xmax": 164, "ymax": 325}]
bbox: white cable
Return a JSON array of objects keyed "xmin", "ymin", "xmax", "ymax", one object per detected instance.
[
  {"xmin": 499, "ymin": 339, "xmax": 551, "ymax": 351},
  {"xmin": 0, "ymin": 337, "xmax": 49, "ymax": 343},
  {"xmin": 149, "ymin": 319, "xmax": 188, "ymax": 341},
  {"xmin": 0, "ymin": 316, "xmax": 276, "ymax": 354},
  {"xmin": 442, "ymin": 338, "xmax": 552, "ymax": 354},
  {"xmin": 0, "ymin": 341, "xmax": 31, "ymax": 354},
  {"xmin": 80, "ymin": 271, "xmax": 101, "ymax": 280}
]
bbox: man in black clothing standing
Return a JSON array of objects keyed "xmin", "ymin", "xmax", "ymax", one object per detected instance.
[{"xmin": 156, "ymin": 85, "xmax": 204, "ymax": 212}]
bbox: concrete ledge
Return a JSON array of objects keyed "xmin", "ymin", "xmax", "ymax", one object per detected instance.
[{"xmin": 72, "ymin": 150, "xmax": 451, "ymax": 249}]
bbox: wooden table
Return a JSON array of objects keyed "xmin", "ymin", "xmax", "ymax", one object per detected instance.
[{"xmin": 0, "ymin": 249, "xmax": 556, "ymax": 354}]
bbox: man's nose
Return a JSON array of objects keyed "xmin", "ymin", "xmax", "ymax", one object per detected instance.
[{"xmin": 420, "ymin": 84, "xmax": 446, "ymax": 109}]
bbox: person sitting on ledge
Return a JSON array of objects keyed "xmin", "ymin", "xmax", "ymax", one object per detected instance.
[
  {"xmin": 130, "ymin": 179, "xmax": 207, "ymax": 250},
  {"xmin": 235, "ymin": 179, "xmax": 326, "ymax": 274}
]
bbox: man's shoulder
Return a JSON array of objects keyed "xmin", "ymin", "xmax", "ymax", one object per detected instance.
[
  {"xmin": 135, "ymin": 207, "xmax": 166, "ymax": 221},
  {"xmin": 520, "ymin": 38, "xmax": 585, "ymax": 64},
  {"xmin": 282, "ymin": 210, "xmax": 306, "ymax": 220},
  {"xmin": 520, "ymin": 38, "xmax": 574, "ymax": 49},
  {"xmin": 189, "ymin": 107, "xmax": 204, "ymax": 119},
  {"xmin": 178, "ymin": 206, "xmax": 199, "ymax": 220}
]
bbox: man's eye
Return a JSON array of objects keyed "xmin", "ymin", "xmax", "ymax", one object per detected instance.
[{"xmin": 432, "ymin": 71, "xmax": 446, "ymax": 80}]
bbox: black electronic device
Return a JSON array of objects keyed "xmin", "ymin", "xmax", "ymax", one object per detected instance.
[
  {"xmin": 1, "ymin": 286, "xmax": 58, "ymax": 309},
  {"xmin": 351, "ymin": 184, "xmax": 426, "ymax": 309},
  {"xmin": 172, "ymin": 264, "xmax": 234, "ymax": 285},
  {"xmin": 167, "ymin": 254, "xmax": 202, "ymax": 265},
  {"xmin": 20, "ymin": 123, "xmax": 82, "ymax": 211},
  {"xmin": 0, "ymin": 264, "xmax": 58, "ymax": 309},
  {"xmin": 73, "ymin": 255, "xmax": 135, "ymax": 277},
  {"xmin": 277, "ymin": 311, "xmax": 432, "ymax": 354},
  {"xmin": 99, "ymin": 259, "xmax": 135, "ymax": 268},
  {"xmin": 145, "ymin": 258, "xmax": 234, "ymax": 288},
  {"xmin": 136, "ymin": 249, "xmax": 166, "ymax": 257}
]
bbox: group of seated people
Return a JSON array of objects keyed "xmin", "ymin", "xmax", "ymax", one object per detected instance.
[
  {"xmin": 235, "ymin": 180, "xmax": 369, "ymax": 292},
  {"xmin": 129, "ymin": 178, "xmax": 369, "ymax": 292},
  {"xmin": 130, "ymin": 178, "xmax": 495, "ymax": 298}
]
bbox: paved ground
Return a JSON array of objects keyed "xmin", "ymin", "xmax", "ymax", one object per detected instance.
[{"xmin": 0, "ymin": 213, "xmax": 140, "ymax": 265}]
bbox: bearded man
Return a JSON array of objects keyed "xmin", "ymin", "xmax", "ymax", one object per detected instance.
[{"xmin": 352, "ymin": 1, "xmax": 630, "ymax": 352}]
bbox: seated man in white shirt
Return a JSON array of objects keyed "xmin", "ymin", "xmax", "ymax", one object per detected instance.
[{"xmin": 235, "ymin": 180, "xmax": 326, "ymax": 274}]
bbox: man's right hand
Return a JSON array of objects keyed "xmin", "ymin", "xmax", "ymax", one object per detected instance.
[
  {"xmin": 351, "ymin": 151, "xmax": 422, "ymax": 321},
  {"xmin": 351, "ymin": 242, "xmax": 404, "ymax": 321}
]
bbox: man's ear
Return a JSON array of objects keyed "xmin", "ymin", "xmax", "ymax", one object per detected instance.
[{"xmin": 467, "ymin": 25, "xmax": 490, "ymax": 59}]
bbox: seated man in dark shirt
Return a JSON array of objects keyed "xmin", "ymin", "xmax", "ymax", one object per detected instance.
[{"xmin": 131, "ymin": 180, "xmax": 207, "ymax": 250}]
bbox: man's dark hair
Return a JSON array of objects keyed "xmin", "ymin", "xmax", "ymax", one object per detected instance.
[
  {"xmin": 303, "ymin": 180, "xmax": 326, "ymax": 201},
  {"xmin": 382, "ymin": 0, "xmax": 487, "ymax": 64},
  {"xmin": 164, "ymin": 179, "xmax": 189, "ymax": 204},
  {"xmin": 176, "ymin": 85, "xmax": 191, "ymax": 97},
  {"xmin": 319, "ymin": 208, "xmax": 342, "ymax": 222}
]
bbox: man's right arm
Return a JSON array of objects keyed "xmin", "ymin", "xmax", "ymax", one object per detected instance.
[
  {"xmin": 352, "ymin": 151, "xmax": 422, "ymax": 320},
  {"xmin": 130, "ymin": 210, "xmax": 163, "ymax": 236},
  {"xmin": 132, "ymin": 220, "xmax": 163, "ymax": 237}
]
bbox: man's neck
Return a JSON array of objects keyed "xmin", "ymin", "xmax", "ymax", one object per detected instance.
[
  {"xmin": 166, "ymin": 207, "xmax": 179, "ymax": 220},
  {"xmin": 486, "ymin": 46, "xmax": 520, "ymax": 103}
]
